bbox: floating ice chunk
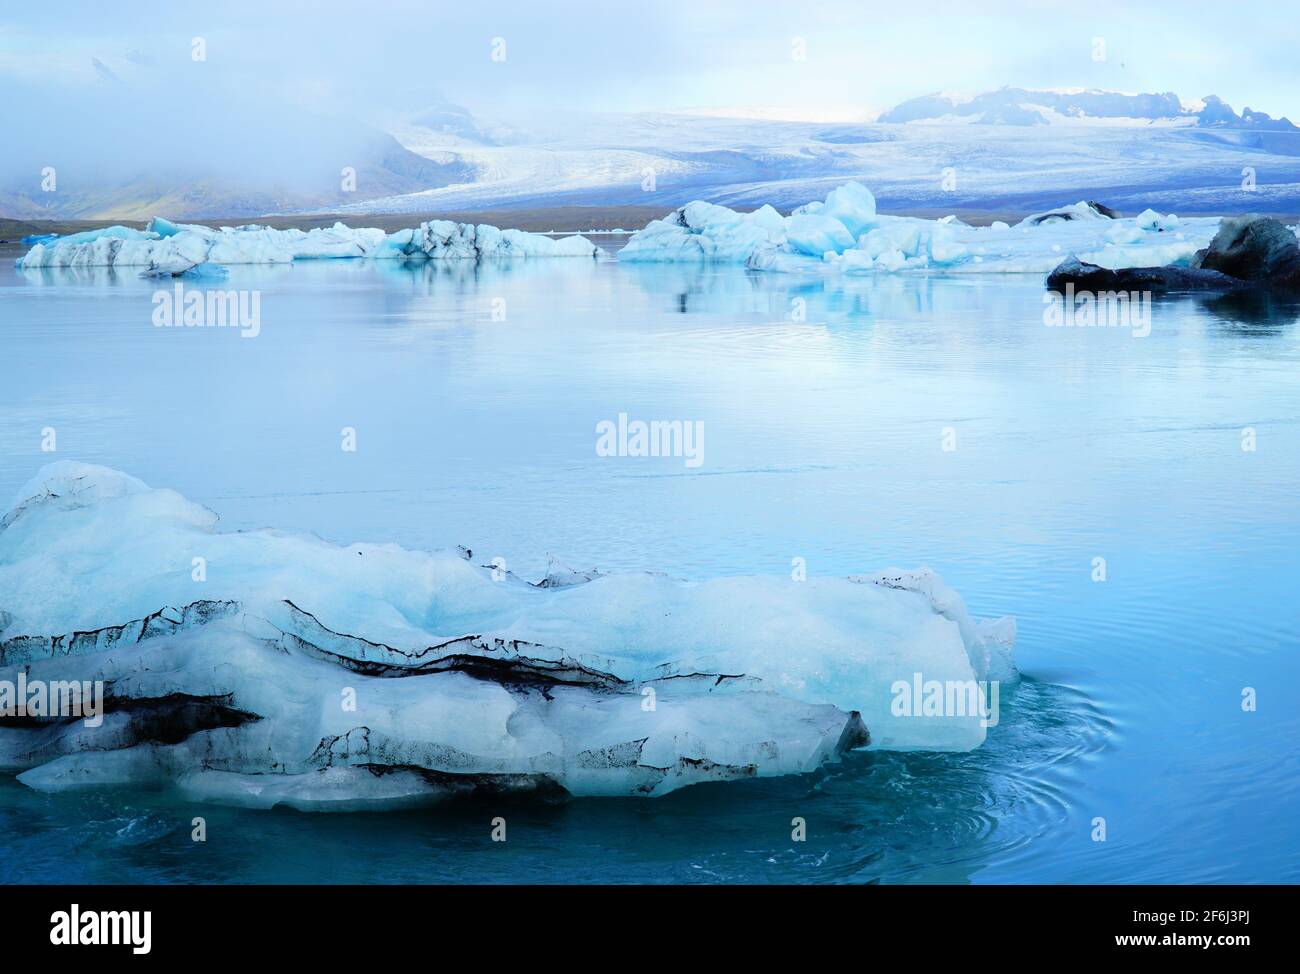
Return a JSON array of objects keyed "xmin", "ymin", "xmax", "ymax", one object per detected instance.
[
  {"xmin": 16, "ymin": 217, "xmax": 601, "ymax": 270},
  {"xmin": 623, "ymin": 184, "xmax": 872, "ymax": 264},
  {"xmin": 393, "ymin": 221, "xmax": 603, "ymax": 260},
  {"xmin": 0, "ymin": 463, "xmax": 1018, "ymax": 805},
  {"xmin": 619, "ymin": 200, "xmax": 785, "ymax": 262},
  {"xmin": 620, "ymin": 183, "xmax": 1220, "ymax": 275}
]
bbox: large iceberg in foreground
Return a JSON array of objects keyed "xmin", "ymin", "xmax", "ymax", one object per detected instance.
[
  {"xmin": 16, "ymin": 217, "xmax": 603, "ymax": 274},
  {"xmin": 619, "ymin": 181, "xmax": 1235, "ymax": 275},
  {"xmin": 0, "ymin": 463, "xmax": 1015, "ymax": 809}
]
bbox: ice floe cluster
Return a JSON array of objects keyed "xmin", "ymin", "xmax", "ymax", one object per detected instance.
[
  {"xmin": 619, "ymin": 181, "xmax": 1223, "ymax": 274},
  {"xmin": 0, "ymin": 463, "xmax": 1016, "ymax": 809},
  {"xmin": 16, "ymin": 181, "xmax": 1234, "ymax": 280},
  {"xmin": 15, "ymin": 216, "xmax": 602, "ymax": 276}
]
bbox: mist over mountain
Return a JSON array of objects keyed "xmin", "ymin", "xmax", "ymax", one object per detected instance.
[{"xmin": 0, "ymin": 59, "xmax": 470, "ymax": 220}]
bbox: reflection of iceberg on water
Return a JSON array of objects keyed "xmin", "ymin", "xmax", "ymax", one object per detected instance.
[{"xmin": 0, "ymin": 463, "xmax": 1016, "ymax": 810}]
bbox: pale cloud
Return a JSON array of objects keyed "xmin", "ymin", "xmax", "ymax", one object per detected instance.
[{"xmin": 1, "ymin": 0, "xmax": 1295, "ymax": 131}]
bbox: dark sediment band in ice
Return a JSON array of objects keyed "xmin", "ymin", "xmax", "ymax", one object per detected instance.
[{"xmin": 0, "ymin": 462, "xmax": 1014, "ymax": 808}]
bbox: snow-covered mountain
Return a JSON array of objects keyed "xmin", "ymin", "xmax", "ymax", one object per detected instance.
[{"xmin": 878, "ymin": 86, "xmax": 1300, "ymax": 136}]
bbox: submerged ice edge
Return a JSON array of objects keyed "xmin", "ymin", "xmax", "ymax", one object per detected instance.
[{"xmin": 0, "ymin": 462, "xmax": 1016, "ymax": 809}]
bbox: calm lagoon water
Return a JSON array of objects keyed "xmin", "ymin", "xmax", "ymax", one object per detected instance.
[{"xmin": 1, "ymin": 242, "xmax": 1297, "ymax": 883}]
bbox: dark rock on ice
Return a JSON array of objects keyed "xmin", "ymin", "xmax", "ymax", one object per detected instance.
[{"xmin": 1191, "ymin": 214, "xmax": 1300, "ymax": 285}]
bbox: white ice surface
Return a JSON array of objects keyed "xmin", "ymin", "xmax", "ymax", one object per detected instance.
[{"xmin": 0, "ymin": 463, "xmax": 1017, "ymax": 806}]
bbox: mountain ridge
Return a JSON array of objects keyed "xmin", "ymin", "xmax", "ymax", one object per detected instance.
[{"xmin": 876, "ymin": 86, "xmax": 1298, "ymax": 130}]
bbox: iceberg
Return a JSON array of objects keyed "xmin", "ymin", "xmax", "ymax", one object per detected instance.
[
  {"xmin": 619, "ymin": 180, "xmax": 1228, "ymax": 275},
  {"xmin": 0, "ymin": 463, "xmax": 1016, "ymax": 809},
  {"xmin": 615, "ymin": 201, "xmax": 787, "ymax": 262},
  {"xmin": 15, "ymin": 217, "xmax": 603, "ymax": 272}
]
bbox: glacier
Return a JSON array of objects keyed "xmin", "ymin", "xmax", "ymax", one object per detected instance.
[
  {"xmin": 15, "ymin": 217, "xmax": 603, "ymax": 275},
  {"xmin": 619, "ymin": 181, "xmax": 1237, "ymax": 274},
  {"xmin": 0, "ymin": 463, "xmax": 1016, "ymax": 809},
  {"xmin": 346, "ymin": 93, "xmax": 1300, "ymax": 218}
]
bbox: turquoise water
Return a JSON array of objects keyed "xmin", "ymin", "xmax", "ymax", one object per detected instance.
[{"xmin": 1, "ymin": 244, "xmax": 1298, "ymax": 883}]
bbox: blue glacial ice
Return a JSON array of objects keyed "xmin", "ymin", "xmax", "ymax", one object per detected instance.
[
  {"xmin": 0, "ymin": 463, "xmax": 1016, "ymax": 808},
  {"xmin": 618, "ymin": 181, "xmax": 1232, "ymax": 274}
]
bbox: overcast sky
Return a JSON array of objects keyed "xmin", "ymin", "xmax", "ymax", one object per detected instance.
[{"xmin": 3, "ymin": 0, "xmax": 1297, "ymax": 124}]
